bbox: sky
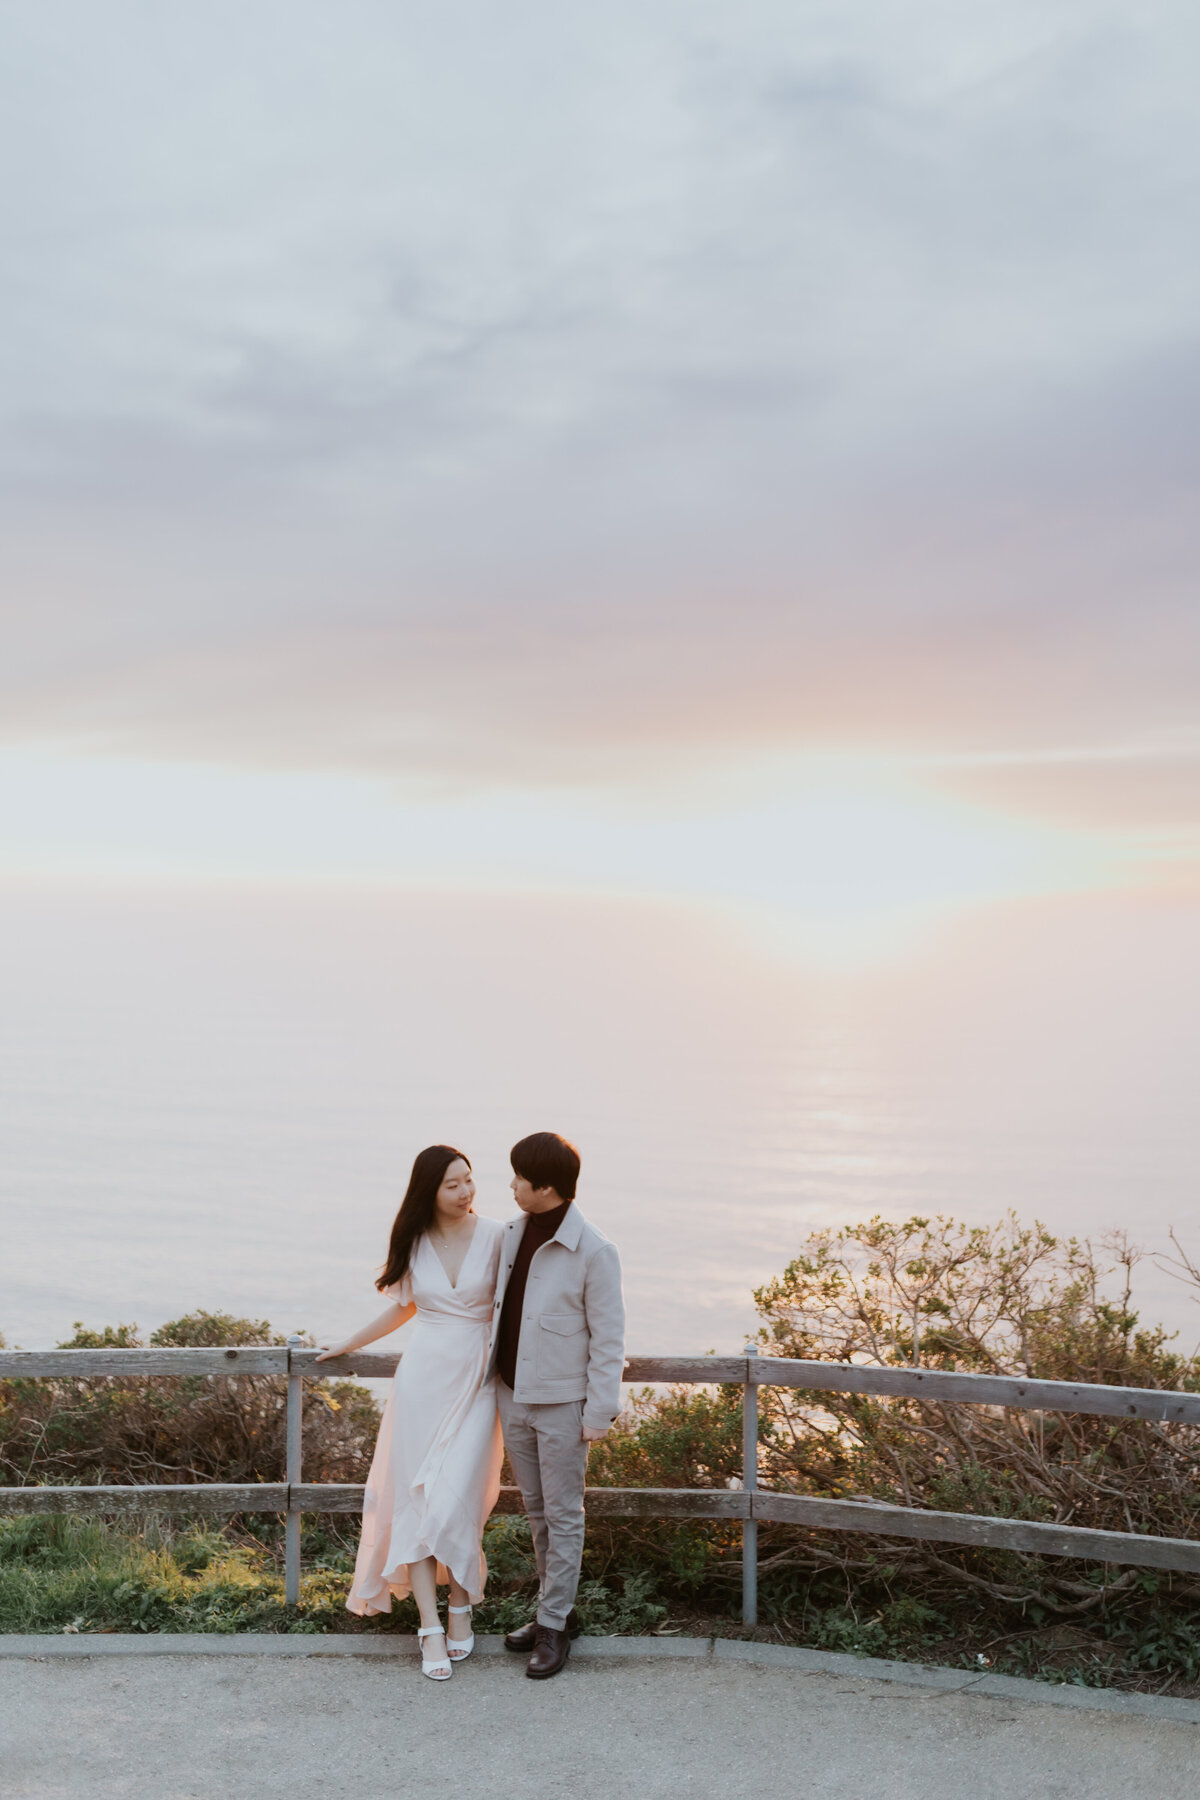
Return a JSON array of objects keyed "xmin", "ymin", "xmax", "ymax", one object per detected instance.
[{"xmin": 2, "ymin": 0, "xmax": 1200, "ymax": 950}]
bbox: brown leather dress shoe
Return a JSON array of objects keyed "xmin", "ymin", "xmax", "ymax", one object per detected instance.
[
  {"xmin": 504, "ymin": 1608, "xmax": 580, "ymax": 1653},
  {"xmin": 525, "ymin": 1624, "xmax": 571, "ymax": 1679}
]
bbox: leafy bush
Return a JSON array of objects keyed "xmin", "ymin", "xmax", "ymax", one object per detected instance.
[
  {"xmin": 581, "ymin": 1384, "xmax": 745, "ymax": 1597},
  {"xmin": 752, "ymin": 1215, "xmax": 1200, "ymax": 1624},
  {"xmin": 0, "ymin": 1311, "xmax": 379, "ymax": 1488}
]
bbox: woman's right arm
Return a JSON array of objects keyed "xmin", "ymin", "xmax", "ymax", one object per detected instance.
[{"xmin": 315, "ymin": 1297, "xmax": 416, "ymax": 1361}]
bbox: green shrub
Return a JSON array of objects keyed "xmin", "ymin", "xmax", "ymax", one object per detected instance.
[
  {"xmin": 752, "ymin": 1215, "xmax": 1200, "ymax": 1628},
  {"xmin": 0, "ymin": 1311, "xmax": 380, "ymax": 1489}
]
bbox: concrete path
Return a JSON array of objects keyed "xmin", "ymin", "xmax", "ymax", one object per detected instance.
[{"xmin": 2, "ymin": 1638, "xmax": 1196, "ymax": 1800}]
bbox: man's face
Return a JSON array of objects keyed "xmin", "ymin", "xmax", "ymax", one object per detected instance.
[{"xmin": 511, "ymin": 1171, "xmax": 563, "ymax": 1214}]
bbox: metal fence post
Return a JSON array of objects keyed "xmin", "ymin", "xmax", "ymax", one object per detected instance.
[
  {"xmin": 743, "ymin": 1341, "xmax": 758, "ymax": 1627},
  {"xmin": 285, "ymin": 1335, "xmax": 303, "ymax": 1606}
]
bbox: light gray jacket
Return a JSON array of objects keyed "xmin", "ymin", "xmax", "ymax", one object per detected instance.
[{"xmin": 485, "ymin": 1204, "xmax": 625, "ymax": 1431}]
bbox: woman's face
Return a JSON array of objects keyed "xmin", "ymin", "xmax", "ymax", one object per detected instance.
[{"xmin": 434, "ymin": 1158, "xmax": 475, "ymax": 1222}]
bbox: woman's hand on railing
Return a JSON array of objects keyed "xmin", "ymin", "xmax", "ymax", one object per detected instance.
[{"xmin": 312, "ymin": 1300, "xmax": 415, "ymax": 1364}]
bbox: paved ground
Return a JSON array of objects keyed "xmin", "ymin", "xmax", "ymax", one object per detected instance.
[{"xmin": 2, "ymin": 1641, "xmax": 1197, "ymax": 1800}]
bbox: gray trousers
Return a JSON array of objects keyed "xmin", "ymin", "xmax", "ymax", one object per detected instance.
[{"xmin": 497, "ymin": 1386, "xmax": 589, "ymax": 1630}]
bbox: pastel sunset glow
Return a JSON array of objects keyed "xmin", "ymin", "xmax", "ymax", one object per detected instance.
[{"xmin": 0, "ymin": 743, "xmax": 1122, "ymax": 967}]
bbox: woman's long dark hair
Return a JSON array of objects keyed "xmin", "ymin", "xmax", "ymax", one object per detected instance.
[{"xmin": 377, "ymin": 1144, "xmax": 471, "ymax": 1292}]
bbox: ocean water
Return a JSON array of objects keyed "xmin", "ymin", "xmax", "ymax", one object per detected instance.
[{"xmin": 2, "ymin": 881, "xmax": 1199, "ymax": 1358}]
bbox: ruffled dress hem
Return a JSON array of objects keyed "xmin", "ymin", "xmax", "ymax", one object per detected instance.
[{"xmin": 345, "ymin": 1547, "xmax": 489, "ymax": 1616}]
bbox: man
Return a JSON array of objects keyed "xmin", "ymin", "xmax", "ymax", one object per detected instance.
[{"xmin": 486, "ymin": 1130, "xmax": 625, "ymax": 1679}]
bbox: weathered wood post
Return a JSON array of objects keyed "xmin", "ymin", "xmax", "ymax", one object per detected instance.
[
  {"xmin": 743, "ymin": 1342, "xmax": 758, "ymax": 1627},
  {"xmin": 285, "ymin": 1335, "xmax": 303, "ymax": 1606}
]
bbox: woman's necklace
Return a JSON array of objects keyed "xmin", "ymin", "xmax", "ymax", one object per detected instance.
[{"xmin": 430, "ymin": 1212, "xmax": 475, "ymax": 1251}]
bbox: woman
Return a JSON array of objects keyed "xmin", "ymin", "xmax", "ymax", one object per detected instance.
[{"xmin": 317, "ymin": 1145, "xmax": 503, "ymax": 1679}]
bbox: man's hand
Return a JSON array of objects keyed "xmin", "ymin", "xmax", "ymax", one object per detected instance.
[{"xmin": 582, "ymin": 1424, "xmax": 609, "ymax": 1443}]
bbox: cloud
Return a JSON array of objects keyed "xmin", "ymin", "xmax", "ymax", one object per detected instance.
[
  {"xmin": 1, "ymin": 0, "xmax": 1198, "ymax": 831},
  {"xmin": 931, "ymin": 742, "xmax": 1200, "ymax": 850}
]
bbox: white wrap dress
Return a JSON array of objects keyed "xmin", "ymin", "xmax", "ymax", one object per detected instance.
[{"xmin": 346, "ymin": 1216, "xmax": 504, "ymax": 1614}]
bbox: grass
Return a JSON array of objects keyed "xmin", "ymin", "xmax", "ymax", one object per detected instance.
[
  {"xmin": 6, "ymin": 1511, "xmax": 1200, "ymax": 1701},
  {"xmin": 0, "ymin": 1514, "xmax": 327, "ymax": 1636},
  {"xmin": 0, "ymin": 1512, "xmax": 667, "ymax": 1640}
]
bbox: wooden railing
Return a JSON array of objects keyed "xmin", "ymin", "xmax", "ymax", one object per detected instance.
[{"xmin": 4, "ymin": 1342, "xmax": 1200, "ymax": 1625}]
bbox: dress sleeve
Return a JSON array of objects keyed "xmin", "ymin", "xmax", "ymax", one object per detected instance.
[{"xmin": 383, "ymin": 1273, "xmax": 413, "ymax": 1308}]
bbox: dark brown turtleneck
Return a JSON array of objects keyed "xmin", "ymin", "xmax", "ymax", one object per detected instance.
[{"xmin": 496, "ymin": 1199, "xmax": 572, "ymax": 1389}]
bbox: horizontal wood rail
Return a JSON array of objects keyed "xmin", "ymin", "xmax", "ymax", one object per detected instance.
[
  {"xmin": 0, "ymin": 1484, "xmax": 291, "ymax": 1517},
  {"xmin": 0, "ymin": 1348, "xmax": 290, "ymax": 1379},
  {"xmin": 747, "ymin": 1357, "xmax": 1200, "ymax": 1427},
  {"xmin": 750, "ymin": 1493, "xmax": 1200, "ymax": 1575},
  {"xmin": 5, "ymin": 1345, "xmax": 1200, "ymax": 1615},
  {"xmin": 4, "ymin": 1480, "xmax": 1198, "ymax": 1577},
  {"xmin": 6, "ymin": 1347, "xmax": 1199, "ymax": 1426},
  {"xmin": 0, "ymin": 1482, "xmax": 750, "ymax": 1521}
]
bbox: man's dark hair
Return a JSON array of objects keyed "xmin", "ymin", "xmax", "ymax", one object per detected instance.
[{"xmin": 510, "ymin": 1131, "xmax": 581, "ymax": 1201}]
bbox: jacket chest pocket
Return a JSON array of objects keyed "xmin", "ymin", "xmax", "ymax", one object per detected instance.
[{"xmin": 537, "ymin": 1312, "xmax": 588, "ymax": 1380}]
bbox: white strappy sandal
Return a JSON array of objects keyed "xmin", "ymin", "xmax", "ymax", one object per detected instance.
[
  {"xmin": 417, "ymin": 1624, "xmax": 452, "ymax": 1681},
  {"xmin": 446, "ymin": 1604, "xmax": 474, "ymax": 1661}
]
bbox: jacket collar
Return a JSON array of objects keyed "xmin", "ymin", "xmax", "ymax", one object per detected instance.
[
  {"xmin": 550, "ymin": 1202, "xmax": 584, "ymax": 1252},
  {"xmin": 506, "ymin": 1201, "xmax": 585, "ymax": 1252}
]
